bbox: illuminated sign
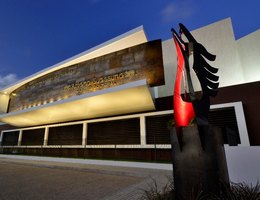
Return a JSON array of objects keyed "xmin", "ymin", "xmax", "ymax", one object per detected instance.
[{"xmin": 63, "ymin": 70, "xmax": 137, "ymax": 92}]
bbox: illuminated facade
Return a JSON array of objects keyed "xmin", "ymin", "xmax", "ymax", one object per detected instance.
[{"xmin": 0, "ymin": 18, "xmax": 259, "ymax": 161}]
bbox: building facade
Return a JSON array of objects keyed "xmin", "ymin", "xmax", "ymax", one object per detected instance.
[{"xmin": 0, "ymin": 18, "xmax": 259, "ymax": 161}]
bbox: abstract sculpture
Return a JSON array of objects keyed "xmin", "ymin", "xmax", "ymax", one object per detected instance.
[
  {"xmin": 172, "ymin": 23, "xmax": 219, "ymax": 132},
  {"xmin": 170, "ymin": 24, "xmax": 228, "ymax": 199}
]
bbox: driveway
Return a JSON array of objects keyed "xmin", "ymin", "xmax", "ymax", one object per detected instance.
[{"xmin": 0, "ymin": 156, "xmax": 172, "ymax": 200}]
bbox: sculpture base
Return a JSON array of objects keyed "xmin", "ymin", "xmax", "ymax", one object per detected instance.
[{"xmin": 170, "ymin": 125, "xmax": 229, "ymax": 199}]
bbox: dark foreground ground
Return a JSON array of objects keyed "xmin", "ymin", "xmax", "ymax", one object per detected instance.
[{"xmin": 0, "ymin": 156, "xmax": 172, "ymax": 200}]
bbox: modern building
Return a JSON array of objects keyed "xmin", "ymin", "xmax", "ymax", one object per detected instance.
[{"xmin": 0, "ymin": 18, "xmax": 259, "ymax": 163}]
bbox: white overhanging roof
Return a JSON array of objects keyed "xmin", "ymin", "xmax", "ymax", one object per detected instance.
[
  {"xmin": 0, "ymin": 26, "xmax": 157, "ymax": 127},
  {"xmin": 0, "ymin": 80, "xmax": 155, "ymax": 127}
]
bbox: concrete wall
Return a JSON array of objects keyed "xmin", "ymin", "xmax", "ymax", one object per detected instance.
[
  {"xmin": 190, "ymin": 18, "xmax": 244, "ymax": 88},
  {"xmin": 225, "ymin": 145, "xmax": 260, "ymax": 185},
  {"xmin": 237, "ymin": 30, "xmax": 260, "ymax": 83},
  {"xmin": 157, "ymin": 37, "xmax": 176, "ymax": 98}
]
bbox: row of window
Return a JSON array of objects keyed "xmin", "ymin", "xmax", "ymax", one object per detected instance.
[
  {"xmin": 0, "ymin": 108, "xmax": 241, "ymax": 146},
  {"xmin": 0, "ymin": 114, "xmax": 172, "ymax": 146}
]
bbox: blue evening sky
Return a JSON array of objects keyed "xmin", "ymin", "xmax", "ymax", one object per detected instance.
[{"xmin": 0, "ymin": 0, "xmax": 259, "ymax": 88}]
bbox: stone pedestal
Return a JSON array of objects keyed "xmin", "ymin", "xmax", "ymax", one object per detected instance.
[{"xmin": 170, "ymin": 125, "xmax": 229, "ymax": 199}]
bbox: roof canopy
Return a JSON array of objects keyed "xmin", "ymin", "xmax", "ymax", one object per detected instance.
[
  {"xmin": 0, "ymin": 27, "xmax": 159, "ymax": 127},
  {"xmin": 0, "ymin": 80, "xmax": 155, "ymax": 127}
]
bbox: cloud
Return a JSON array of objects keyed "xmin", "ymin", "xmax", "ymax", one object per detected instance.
[
  {"xmin": 0, "ymin": 74, "xmax": 18, "ymax": 89},
  {"xmin": 160, "ymin": 1, "xmax": 195, "ymax": 23}
]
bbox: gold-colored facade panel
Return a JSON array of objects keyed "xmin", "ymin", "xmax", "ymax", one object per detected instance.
[{"xmin": 8, "ymin": 40, "xmax": 164, "ymax": 112}]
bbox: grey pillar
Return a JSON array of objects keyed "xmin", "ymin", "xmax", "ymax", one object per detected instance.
[
  {"xmin": 0, "ymin": 132, "xmax": 3, "ymax": 146},
  {"xmin": 17, "ymin": 130, "xmax": 23, "ymax": 146},
  {"xmin": 82, "ymin": 123, "xmax": 87, "ymax": 146},
  {"xmin": 140, "ymin": 116, "xmax": 146, "ymax": 146},
  {"xmin": 44, "ymin": 127, "xmax": 49, "ymax": 146}
]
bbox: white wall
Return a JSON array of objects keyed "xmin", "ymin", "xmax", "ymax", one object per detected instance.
[
  {"xmin": 158, "ymin": 18, "xmax": 245, "ymax": 98},
  {"xmin": 157, "ymin": 38, "xmax": 176, "ymax": 97},
  {"xmin": 225, "ymin": 145, "xmax": 260, "ymax": 185},
  {"xmin": 237, "ymin": 30, "xmax": 260, "ymax": 83},
  {"xmin": 191, "ymin": 18, "xmax": 245, "ymax": 89}
]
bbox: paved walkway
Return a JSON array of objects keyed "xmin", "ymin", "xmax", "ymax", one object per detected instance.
[{"xmin": 0, "ymin": 155, "xmax": 172, "ymax": 200}]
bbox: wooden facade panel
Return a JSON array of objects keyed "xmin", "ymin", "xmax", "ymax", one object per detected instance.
[
  {"xmin": 48, "ymin": 124, "xmax": 83, "ymax": 145},
  {"xmin": 1, "ymin": 131, "xmax": 19, "ymax": 146},
  {"xmin": 21, "ymin": 128, "xmax": 45, "ymax": 146},
  {"xmin": 146, "ymin": 114, "xmax": 173, "ymax": 144},
  {"xmin": 87, "ymin": 118, "xmax": 140, "ymax": 145},
  {"xmin": 209, "ymin": 108, "xmax": 240, "ymax": 145}
]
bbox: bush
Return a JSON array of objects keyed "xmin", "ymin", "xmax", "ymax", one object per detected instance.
[
  {"xmin": 140, "ymin": 178, "xmax": 174, "ymax": 200},
  {"xmin": 218, "ymin": 182, "xmax": 260, "ymax": 200},
  {"xmin": 140, "ymin": 180, "xmax": 260, "ymax": 200}
]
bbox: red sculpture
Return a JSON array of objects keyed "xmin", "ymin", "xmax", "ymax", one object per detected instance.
[
  {"xmin": 172, "ymin": 24, "xmax": 219, "ymax": 133},
  {"xmin": 173, "ymin": 34, "xmax": 195, "ymax": 133}
]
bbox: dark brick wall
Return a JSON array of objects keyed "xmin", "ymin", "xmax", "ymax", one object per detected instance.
[{"xmin": 0, "ymin": 147, "xmax": 172, "ymax": 162}]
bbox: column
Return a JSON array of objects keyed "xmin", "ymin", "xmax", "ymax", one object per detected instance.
[
  {"xmin": 140, "ymin": 116, "xmax": 146, "ymax": 146},
  {"xmin": 82, "ymin": 123, "xmax": 87, "ymax": 146},
  {"xmin": 0, "ymin": 132, "xmax": 3, "ymax": 146},
  {"xmin": 17, "ymin": 130, "xmax": 23, "ymax": 146},
  {"xmin": 235, "ymin": 103, "xmax": 250, "ymax": 146},
  {"xmin": 43, "ymin": 127, "xmax": 49, "ymax": 146}
]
